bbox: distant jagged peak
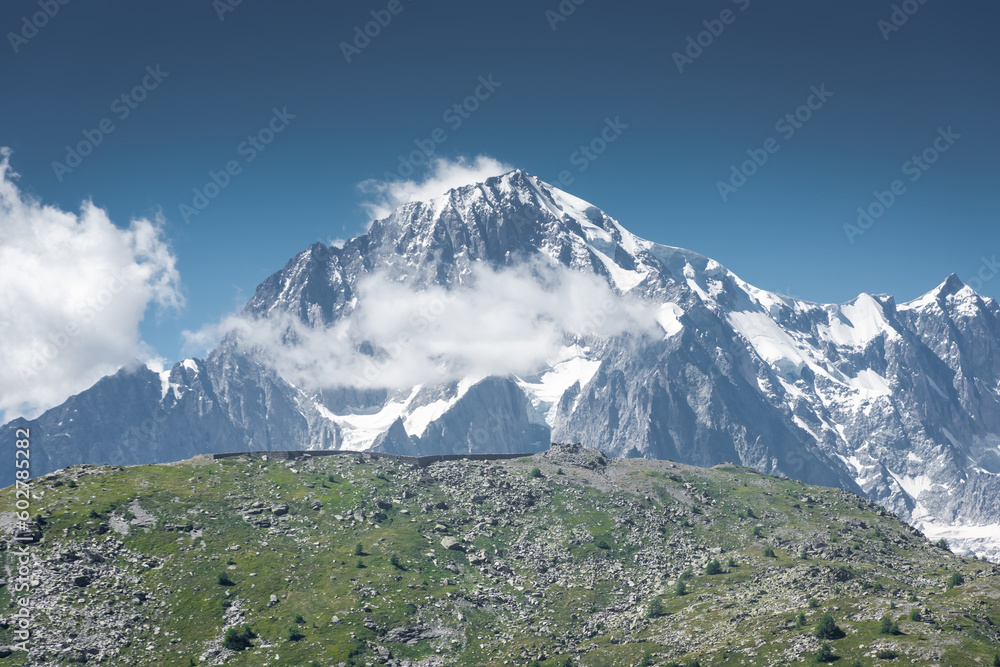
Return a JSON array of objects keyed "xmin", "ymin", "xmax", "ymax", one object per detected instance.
[{"xmin": 899, "ymin": 273, "xmax": 989, "ymax": 315}]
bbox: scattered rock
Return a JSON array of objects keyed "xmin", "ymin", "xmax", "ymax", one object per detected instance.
[{"xmin": 441, "ymin": 537, "xmax": 464, "ymax": 552}]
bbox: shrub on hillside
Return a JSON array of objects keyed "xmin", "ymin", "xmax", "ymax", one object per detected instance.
[
  {"xmin": 223, "ymin": 625, "xmax": 256, "ymax": 651},
  {"xmin": 814, "ymin": 613, "xmax": 844, "ymax": 640}
]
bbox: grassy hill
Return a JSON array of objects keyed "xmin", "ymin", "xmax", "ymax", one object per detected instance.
[{"xmin": 2, "ymin": 444, "xmax": 999, "ymax": 666}]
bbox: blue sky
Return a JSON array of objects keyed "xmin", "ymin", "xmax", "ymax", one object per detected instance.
[{"xmin": 2, "ymin": 0, "xmax": 998, "ymax": 371}]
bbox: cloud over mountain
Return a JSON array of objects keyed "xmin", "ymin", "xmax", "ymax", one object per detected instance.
[
  {"xmin": 357, "ymin": 155, "xmax": 513, "ymax": 221},
  {"xmin": 187, "ymin": 257, "xmax": 661, "ymax": 391},
  {"xmin": 0, "ymin": 149, "xmax": 182, "ymax": 422}
]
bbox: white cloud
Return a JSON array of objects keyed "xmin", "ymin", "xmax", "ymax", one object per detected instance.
[
  {"xmin": 0, "ymin": 149, "xmax": 183, "ymax": 422},
  {"xmin": 358, "ymin": 155, "xmax": 513, "ymax": 221},
  {"xmin": 186, "ymin": 258, "xmax": 660, "ymax": 392}
]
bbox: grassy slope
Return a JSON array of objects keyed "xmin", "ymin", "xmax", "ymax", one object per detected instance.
[{"xmin": 1, "ymin": 448, "xmax": 999, "ymax": 666}]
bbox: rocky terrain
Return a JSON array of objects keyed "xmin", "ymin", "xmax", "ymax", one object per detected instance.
[{"xmin": 2, "ymin": 444, "xmax": 999, "ymax": 666}]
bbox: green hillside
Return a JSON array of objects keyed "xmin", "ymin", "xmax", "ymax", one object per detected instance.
[{"xmin": 1, "ymin": 444, "xmax": 999, "ymax": 666}]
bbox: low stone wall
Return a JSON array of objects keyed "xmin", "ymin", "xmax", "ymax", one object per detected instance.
[{"xmin": 209, "ymin": 449, "xmax": 539, "ymax": 468}]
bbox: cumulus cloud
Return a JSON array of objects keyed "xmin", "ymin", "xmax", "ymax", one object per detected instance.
[
  {"xmin": 0, "ymin": 149, "xmax": 183, "ymax": 422},
  {"xmin": 186, "ymin": 258, "xmax": 660, "ymax": 392},
  {"xmin": 358, "ymin": 155, "xmax": 513, "ymax": 221}
]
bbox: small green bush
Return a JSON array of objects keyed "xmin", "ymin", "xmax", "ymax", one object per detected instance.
[
  {"xmin": 705, "ymin": 559, "xmax": 723, "ymax": 575},
  {"xmin": 807, "ymin": 597, "xmax": 820, "ymax": 609},
  {"xmin": 354, "ymin": 542, "xmax": 364, "ymax": 556},
  {"xmin": 288, "ymin": 626, "xmax": 305, "ymax": 641},
  {"xmin": 879, "ymin": 615, "xmax": 900, "ymax": 635},
  {"xmin": 795, "ymin": 613, "xmax": 806, "ymax": 629},
  {"xmin": 814, "ymin": 613, "xmax": 844, "ymax": 640},
  {"xmin": 763, "ymin": 546, "xmax": 776, "ymax": 558},
  {"xmin": 815, "ymin": 642, "xmax": 836, "ymax": 663},
  {"xmin": 222, "ymin": 625, "xmax": 256, "ymax": 651},
  {"xmin": 646, "ymin": 596, "xmax": 663, "ymax": 619},
  {"xmin": 530, "ymin": 467, "xmax": 543, "ymax": 479},
  {"xmin": 753, "ymin": 525, "xmax": 764, "ymax": 538},
  {"xmin": 390, "ymin": 553, "xmax": 405, "ymax": 570},
  {"xmin": 909, "ymin": 608, "xmax": 921, "ymax": 622},
  {"xmin": 217, "ymin": 573, "xmax": 234, "ymax": 586},
  {"xmin": 935, "ymin": 537, "xmax": 950, "ymax": 551},
  {"xmin": 294, "ymin": 614, "xmax": 305, "ymax": 624},
  {"xmin": 727, "ymin": 555, "xmax": 737, "ymax": 568},
  {"xmin": 356, "ymin": 559, "xmax": 365, "ymax": 569},
  {"xmin": 947, "ymin": 572, "xmax": 964, "ymax": 588},
  {"xmin": 875, "ymin": 648, "xmax": 898, "ymax": 659},
  {"xmin": 675, "ymin": 579, "xmax": 687, "ymax": 596}
]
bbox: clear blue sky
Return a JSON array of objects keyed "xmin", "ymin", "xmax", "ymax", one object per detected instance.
[{"xmin": 2, "ymin": 0, "xmax": 998, "ymax": 364}]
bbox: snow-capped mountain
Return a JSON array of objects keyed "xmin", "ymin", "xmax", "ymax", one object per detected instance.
[{"xmin": 4, "ymin": 170, "xmax": 1000, "ymax": 559}]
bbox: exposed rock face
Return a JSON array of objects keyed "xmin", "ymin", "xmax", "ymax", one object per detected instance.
[{"xmin": 3, "ymin": 170, "xmax": 1000, "ymax": 558}]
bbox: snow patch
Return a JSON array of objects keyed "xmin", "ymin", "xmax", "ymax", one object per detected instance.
[
  {"xmin": 656, "ymin": 303, "xmax": 684, "ymax": 337},
  {"xmin": 887, "ymin": 469, "xmax": 938, "ymax": 500},
  {"xmin": 727, "ymin": 310, "xmax": 809, "ymax": 376},
  {"xmin": 818, "ymin": 294, "xmax": 897, "ymax": 348},
  {"xmin": 518, "ymin": 347, "xmax": 601, "ymax": 426}
]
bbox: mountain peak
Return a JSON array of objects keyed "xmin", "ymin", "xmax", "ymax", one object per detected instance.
[
  {"xmin": 937, "ymin": 272, "xmax": 966, "ymax": 296},
  {"xmin": 900, "ymin": 273, "xmax": 969, "ymax": 311}
]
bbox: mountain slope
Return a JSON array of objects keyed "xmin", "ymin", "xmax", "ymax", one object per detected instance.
[
  {"xmin": 3, "ymin": 170, "xmax": 1000, "ymax": 559},
  {"xmin": 2, "ymin": 447, "xmax": 999, "ymax": 666}
]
